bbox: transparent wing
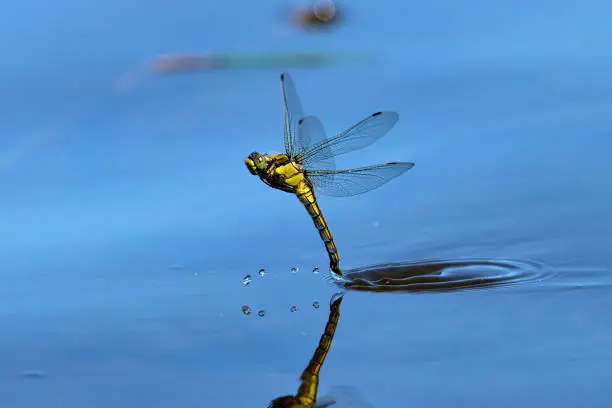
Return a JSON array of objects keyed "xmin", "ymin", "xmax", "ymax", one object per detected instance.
[
  {"xmin": 317, "ymin": 385, "xmax": 375, "ymax": 408},
  {"xmin": 294, "ymin": 116, "xmax": 335, "ymax": 170},
  {"xmin": 307, "ymin": 162, "xmax": 414, "ymax": 197},
  {"xmin": 280, "ymin": 72, "xmax": 304, "ymax": 157},
  {"xmin": 296, "ymin": 111, "xmax": 399, "ymax": 170}
]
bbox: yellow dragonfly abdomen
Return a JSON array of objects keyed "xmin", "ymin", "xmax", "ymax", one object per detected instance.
[{"xmin": 295, "ymin": 183, "xmax": 341, "ymax": 276}]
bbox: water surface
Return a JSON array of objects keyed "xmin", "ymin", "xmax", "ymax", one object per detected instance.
[{"xmin": 1, "ymin": 0, "xmax": 612, "ymax": 406}]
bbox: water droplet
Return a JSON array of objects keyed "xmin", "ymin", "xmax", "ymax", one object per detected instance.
[
  {"xmin": 312, "ymin": 266, "xmax": 320, "ymax": 274},
  {"xmin": 313, "ymin": 301, "xmax": 320, "ymax": 309},
  {"xmin": 258, "ymin": 310, "xmax": 265, "ymax": 317},
  {"xmin": 241, "ymin": 305, "xmax": 252, "ymax": 316},
  {"xmin": 291, "ymin": 267, "xmax": 299, "ymax": 274},
  {"xmin": 290, "ymin": 305, "xmax": 298, "ymax": 312},
  {"xmin": 258, "ymin": 268, "xmax": 266, "ymax": 277},
  {"xmin": 242, "ymin": 274, "xmax": 252, "ymax": 286}
]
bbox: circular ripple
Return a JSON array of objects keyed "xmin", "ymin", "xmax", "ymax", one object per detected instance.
[{"xmin": 327, "ymin": 258, "xmax": 554, "ymax": 292}]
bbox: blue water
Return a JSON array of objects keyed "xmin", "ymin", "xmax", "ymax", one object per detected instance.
[{"xmin": 2, "ymin": 0, "xmax": 612, "ymax": 406}]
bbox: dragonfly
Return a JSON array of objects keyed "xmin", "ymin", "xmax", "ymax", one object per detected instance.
[
  {"xmin": 268, "ymin": 292, "xmax": 345, "ymax": 408},
  {"xmin": 245, "ymin": 72, "xmax": 414, "ymax": 277}
]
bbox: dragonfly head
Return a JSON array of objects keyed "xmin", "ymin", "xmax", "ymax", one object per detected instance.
[{"xmin": 245, "ymin": 151, "xmax": 268, "ymax": 176}]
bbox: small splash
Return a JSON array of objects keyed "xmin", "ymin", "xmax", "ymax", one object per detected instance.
[
  {"xmin": 290, "ymin": 305, "xmax": 299, "ymax": 312},
  {"xmin": 330, "ymin": 291, "xmax": 345, "ymax": 304},
  {"xmin": 291, "ymin": 267, "xmax": 299, "ymax": 274},
  {"xmin": 312, "ymin": 266, "xmax": 320, "ymax": 274},
  {"xmin": 241, "ymin": 305, "xmax": 252, "ymax": 316},
  {"xmin": 258, "ymin": 268, "xmax": 266, "ymax": 277},
  {"xmin": 333, "ymin": 258, "xmax": 554, "ymax": 292},
  {"xmin": 313, "ymin": 301, "xmax": 320, "ymax": 309},
  {"xmin": 258, "ymin": 310, "xmax": 265, "ymax": 317},
  {"xmin": 242, "ymin": 274, "xmax": 252, "ymax": 286}
]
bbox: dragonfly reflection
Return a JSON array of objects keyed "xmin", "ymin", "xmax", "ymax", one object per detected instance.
[
  {"xmin": 268, "ymin": 292, "xmax": 341, "ymax": 408},
  {"xmin": 246, "ymin": 73, "xmax": 414, "ymax": 277},
  {"xmin": 268, "ymin": 292, "xmax": 374, "ymax": 408}
]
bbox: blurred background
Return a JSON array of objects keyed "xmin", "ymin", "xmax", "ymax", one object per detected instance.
[{"xmin": 1, "ymin": 0, "xmax": 612, "ymax": 406}]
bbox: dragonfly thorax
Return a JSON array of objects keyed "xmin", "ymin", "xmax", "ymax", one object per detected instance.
[{"xmin": 246, "ymin": 152, "xmax": 308, "ymax": 194}]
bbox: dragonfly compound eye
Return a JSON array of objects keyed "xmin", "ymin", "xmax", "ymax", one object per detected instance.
[
  {"xmin": 246, "ymin": 152, "xmax": 268, "ymax": 175},
  {"xmin": 245, "ymin": 156, "xmax": 258, "ymax": 175}
]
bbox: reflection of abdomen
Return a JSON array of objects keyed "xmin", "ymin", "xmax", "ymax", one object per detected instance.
[
  {"xmin": 296, "ymin": 183, "xmax": 341, "ymax": 276},
  {"xmin": 296, "ymin": 294, "xmax": 344, "ymax": 406}
]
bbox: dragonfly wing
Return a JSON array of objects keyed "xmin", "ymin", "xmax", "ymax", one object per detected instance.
[
  {"xmin": 296, "ymin": 111, "xmax": 399, "ymax": 169},
  {"xmin": 295, "ymin": 115, "xmax": 336, "ymax": 170},
  {"xmin": 316, "ymin": 396, "xmax": 337, "ymax": 407},
  {"xmin": 307, "ymin": 162, "xmax": 414, "ymax": 197},
  {"xmin": 318, "ymin": 386, "xmax": 375, "ymax": 408},
  {"xmin": 280, "ymin": 72, "xmax": 305, "ymax": 157}
]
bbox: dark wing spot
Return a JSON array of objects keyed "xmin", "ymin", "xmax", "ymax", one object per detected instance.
[
  {"xmin": 372, "ymin": 111, "xmax": 383, "ymax": 117},
  {"xmin": 298, "ymin": 118, "xmax": 304, "ymax": 124}
]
